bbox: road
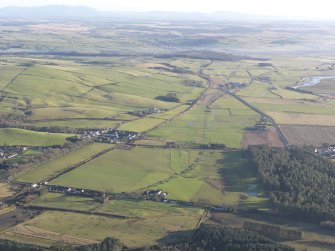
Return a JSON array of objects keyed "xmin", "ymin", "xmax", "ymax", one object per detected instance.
[
  {"xmin": 229, "ymin": 92, "xmax": 289, "ymax": 147},
  {"xmin": 142, "ymin": 62, "xmax": 214, "ymax": 134},
  {"xmin": 0, "ymin": 61, "xmax": 236, "ymax": 234}
]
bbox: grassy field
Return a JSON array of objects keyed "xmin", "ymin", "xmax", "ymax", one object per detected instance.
[
  {"xmin": 0, "ymin": 128, "xmax": 73, "ymax": 146},
  {"xmin": 250, "ymin": 100, "xmax": 335, "ymax": 115},
  {"xmin": 0, "ymin": 65, "xmax": 27, "ymax": 89},
  {"xmin": 51, "ymin": 147, "xmax": 175, "ymax": 193},
  {"xmin": 119, "ymin": 105, "xmax": 190, "ymax": 133},
  {"xmin": 218, "ymin": 151, "xmax": 267, "ymax": 208},
  {"xmin": 99, "ymin": 198, "xmax": 201, "ymax": 219},
  {"xmin": 2, "ymin": 21, "xmax": 335, "ymax": 250},
  {"xmin": 272, "ymin": 88, "xmax": 317, "ymax": 99},
  {"xmin": 16, "ymin": 143, "xmax": 112, "ymax": 183},
  {"xmin": 170, "ymin": 149, "xmax": 190, "ymax": 173},
  {"xmin": 1, "ymin": 62, "xmax": 204, "ymax": 124},
  {"xmin": 148, "ymin": 96, "xmax": 260, "ymax": 148},
  {"xmin": 12, "ymin": 201, "xmax": 203, "ymax": 248},
  {"xmin": 33, "ymin": 119, "xmax": 122, "ymax": 129},
  {"xmin": 238, "ymin": 82, "xmax": 280, "ymax": 99},
  {"xmin": 0, "ymin": 183, "xmax": 13, "ymax": 199},
  {"xmin": 50, "ymin": 147, "xmax": 265, "ymax": 207},
  {"xmin": 29, "ymin": 192, "xmax": 101, "ymax": 211},
  {"xmin": 155, "ymin": 150, "xmax": 266, "ymax": 207},
  {"xmin": 118, "ymin": 117, "xmax": 165, "ymax": 132},
  {"xmin": 153, "ymin": 105, "xmax": 190, "ymax": 120},
  {"xmin": 0, "ymin": 205, "xmax": 16, "ymax": 217}
]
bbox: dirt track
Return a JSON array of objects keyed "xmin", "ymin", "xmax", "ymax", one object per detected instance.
[{"xmin": 7, "ymin": 225, "xmax": 97, "ymax": 245}]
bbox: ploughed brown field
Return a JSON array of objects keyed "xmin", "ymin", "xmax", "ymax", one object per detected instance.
[
  {"xmin": 242, "ymin": 128, "xmax": 284, "ymax": 149},
  {"xmin": 280, "ymin": 125, "xmax": 335, "ymax": 146}
]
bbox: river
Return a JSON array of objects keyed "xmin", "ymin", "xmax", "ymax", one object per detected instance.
[{"xmin": 292, "ymin": 76, "xmax": 335, "ymax": 89}]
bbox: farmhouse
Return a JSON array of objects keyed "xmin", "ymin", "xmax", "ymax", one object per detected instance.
[
  {"xmin": 247, "ymin": 124, "xmax": 266, "ymax": 131},
  {"xmin": 220, "ymin": 82, "xmax": 247, "ymax": 90},
  {"xmin": 129, "ymin": 107, "xmax": 161, "ymax": 117},
  {"xmin": 0, "ymin": 146, "xmax": 27, "ymax": 160},
  {"xmin": 315, "ymin": 145, "xmax": 335, "ymax": 159},
  {"xmin": 143, "ymin": 190, "xmax": 168, "ymax": 201},
  {"xmin": 254, "ymin": 76, "xmax": 271, "ymax": 84},
  {"xmin": 186, "ymin": 99, "xmax": 195, "ymax": 105},
  {"xmin": 96, "ymin": 130, "xmax": 141, "ymax": 143},
  {"xmin": 228, "ymin": 82, "xmax": 247, "ymax": 89},
  {"xmin": 183, "ymin": 80, "xmax": 203, "ymax": 87},
  {"xmin": 81, "ymin": 128, "xmax": 141, "ymax": 143}
]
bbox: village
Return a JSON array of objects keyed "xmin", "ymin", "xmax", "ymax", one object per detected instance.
[
  {"xmin": 81, "ymin": 129, "xmax": 141, "ymax": 144},
  {"xmin": 246, "ymin": 116, "xmax": 272, "ymax": 131}
]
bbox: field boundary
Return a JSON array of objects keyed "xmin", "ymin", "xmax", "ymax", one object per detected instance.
[
  {"xmin": 44, "ymin": 146, "xmax": 116, "ymax": 184},
  {"xmin": 0, "ymin": 66, "xmax": 30, "ymax": 103},
  {"xmin": 24, "ymin": 205, "xmax": 127, "ymax": 219},
  {"xmin": 229, "ymin": 93, "xmax": 289, "ymax": 147},
  {"xmin": 8, "ymin": 225, "xmax": 97, "ymax": 245}
]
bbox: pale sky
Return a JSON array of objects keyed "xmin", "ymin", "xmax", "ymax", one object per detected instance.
[{"xmin": 0, "ymin": 0, "xmax": 335, "ymax": 19}]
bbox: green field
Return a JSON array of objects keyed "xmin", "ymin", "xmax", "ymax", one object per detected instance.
[
  {"xmin": 16, "ymin": 143, "xmax": 112, "ymax": 183},
  {"xmin": 0, "ymin": 183, "xmax": 12, "ymax": 199},
  {"xmin": 14, "ymin": 200, "xmax": 203, "ymax": 248},
  {"xmin": 51, "ymin": 147, "xmax": 175, "ymax": 193},
  {"xmin": 2, "ymin": 20, "xmax": 335, "ymax": 250},
  {"xmin": 118, "ymin": 117, "xmax": 165, "ymax": 132},
  {"xmin": 29, "ymin": 192, "xmax": 101, "ymax": 211},
  {"xmin": 154, "ymin": 150, "xmax": 266, "ymax": 207},
  {"xmin": 1, "ymin": 63, "xmax": 204, "ymax": 124},
  {"xmin": 148, "ymin": 96, "xmax": 260, "ymax": 148},
  {"xmin": 49, "ymin": 146, "xmax": 264, "ymax": 207},
  {"xmin": 0, "ymin": 128, "xmax": 73, "ymax": 146},
  {"xmin": 119, "ymin": 105, "xmax": 190, "ymax": 133},
  {"xmin": 99, "ymin": 198, "xmax": 201, "ymax": 219},
  {"xmin": 33, "ymin": 119, "xmax": 122, "ymax": 129}
]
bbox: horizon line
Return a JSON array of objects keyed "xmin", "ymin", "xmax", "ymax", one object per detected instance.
[{"xmin": 0, "ymin": 4, "xmax": 335, "ymax": 21}]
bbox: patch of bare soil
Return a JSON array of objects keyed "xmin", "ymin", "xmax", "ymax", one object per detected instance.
[{"xmin": 242, "ymin": 128, "xmax": 284, "ymax": 149}]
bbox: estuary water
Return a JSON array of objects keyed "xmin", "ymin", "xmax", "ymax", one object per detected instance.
[{"xmin": 292, "ymin": 76, "xmax": 335, "ymax": 89}]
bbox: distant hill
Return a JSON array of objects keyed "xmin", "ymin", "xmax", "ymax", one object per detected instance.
[
  {"xmin": 0, "ymin": 5, "xmax": 277, "ymax": 21},
  {"xmin": 0, "ymin": 5, "xmax": 100, "ymax": 18}
]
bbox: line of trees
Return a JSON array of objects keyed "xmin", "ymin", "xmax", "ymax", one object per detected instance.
[
  {"xmin": 0, "ymin": 121, "xmax": 85, "ymax": 134},
  {"xmin": 155, "ymin": 93, "xmax": 180, "ymax": 103},
  {"xmin": 4, "ymin": 138, "xmax": 92, "ymax": 178},
  {"xmin": 188, "ymin": 224, "xmax": 294, "ymax": 251},
  {"xmin": 248, "ymin": 145, "xmax": 335, "ymax": 222},
  {"xmin": 0, "ymin": 224, "xmax": 295, "ymax": 251},
  {"xmin": 0, "ymin": 115, "xmax": 103, "ymax": 134},
  {"xmin": 144, "ymin": 224, "xmax": 294, "ymax": 251},
  {"xmin": 0, "ymin": 237, "xmax": 123, "ymax": 251},
  {"xmin": 243, "ymin": 221, "xmax": 303, "ymax": 241}
]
